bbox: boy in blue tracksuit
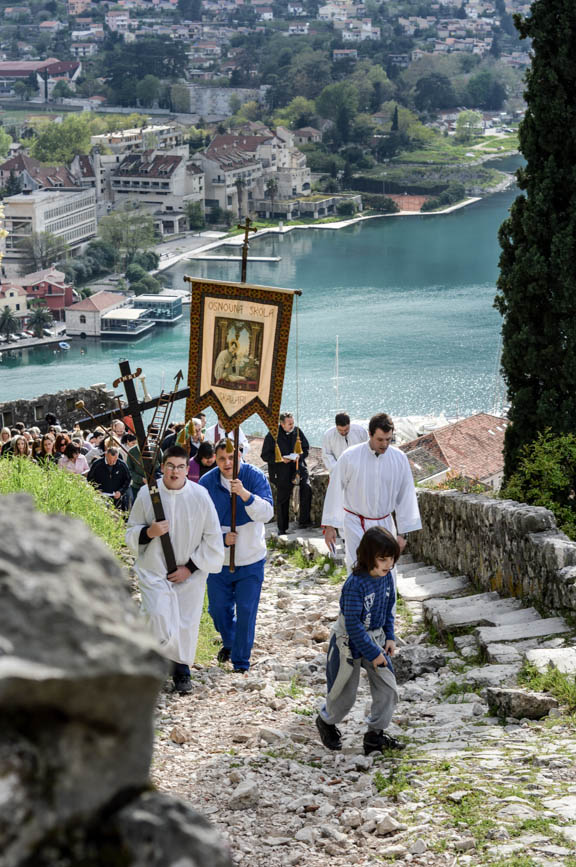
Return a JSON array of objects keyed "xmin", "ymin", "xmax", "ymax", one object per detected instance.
[
  {"xmin": 199, "ymin": 440, "xmax": 273, "ymax": 673},
  {"xmin": 316, "ymin": 526, "xmax": 405, "ymax": 755}
]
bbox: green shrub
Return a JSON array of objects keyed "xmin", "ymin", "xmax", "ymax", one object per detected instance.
[
  {"xmin": 0, "ymin": 457, "xmax": 126, "ymax": 557},
  {"xmin": 500, "ymin": 429, "xmax": 576, "ymax": 538},
  {"xmin": 336, "ymin": 200, "xmax": 356, "ymax": 217},
  {"xmin": 361, "ymin": 193, "xmax": 400, "ymax": 213}
]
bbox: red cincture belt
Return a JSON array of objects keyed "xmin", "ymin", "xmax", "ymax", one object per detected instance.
[{"xmin": 343, "ymin": 508, "xmax": 390, "ymax": 533}]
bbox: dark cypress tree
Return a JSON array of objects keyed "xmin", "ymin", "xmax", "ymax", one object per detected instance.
[{"xmin": 495, "ymin": 0, "xmax": 576, "ymax": 478}]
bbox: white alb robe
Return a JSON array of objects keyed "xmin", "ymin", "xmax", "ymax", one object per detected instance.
[
  {"xmin": 322, "ymin": 442, "xmax": 422, "ymax": 570},
  {"xmin": 126, "ymin": 478, "xmax": 224, "ymax": 665},
  {"xmin": 205, "ymin": 423, "xmax": 250, "ymax": 455},
  {"xmin": 322, "ymin": 422, "xmax": 368, "ymax": 472}
]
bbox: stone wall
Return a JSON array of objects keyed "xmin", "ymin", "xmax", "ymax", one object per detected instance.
[
  {"xmin": 0, "ymin": 386, "xmax": 118, "ymax": 432},
  {"xmin": 410, "ymin": 490, "xmax": 576, "ymax": 613}
]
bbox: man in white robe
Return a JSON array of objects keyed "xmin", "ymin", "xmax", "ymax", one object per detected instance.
[
  {"xmin": 322, "ymin": 413, "xmax": 421, "ymax": 571},
  {"xmin": 322, "ymin": 412, "xmax": 368, "ymax": 473},
  {"xmin": 126, "ymin": 445, "xmax": 224, "ymax": 694},
  {"xmin": 205, "ymin": 419, "xmax": 250, "ymax": 455}
]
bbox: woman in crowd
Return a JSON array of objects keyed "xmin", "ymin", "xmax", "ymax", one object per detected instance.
[
  {"xmin": 85, "ymin": 430, "xmax": 106, "ymax": 466},
  {"xmin": 36, "ymin": 434, "xmax": 59, "ymax": 465},
  {"xmin": 11, "ymin": 435, "xmax": 31, "ymax": 458},
  {"xmin": 1, "ymin": 427, "xmax": 12, "ymax": 456},
  {"xmin": 53, "ymin": 433, "xmax": 70, "ymax": 462},
  {"xmin": 60, "ymin": 442, "xmax": 89, "ymax": 476},
  {"xmin": 31, "ymin": 438, "xmax": 43, "ymax": 461},
  {"xmin": 187, "ymin": 441, "xmax": 216, "ymax": 483}
]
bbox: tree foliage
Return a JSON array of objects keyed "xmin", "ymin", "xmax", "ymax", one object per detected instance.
[
  {"xmin": 27, "ymin": 302, "xmax": 54, "ymax": 338},
  {"xmin": 454, "ymin": 109, "xmax": 483, "ymax": 142},
  {"xmin": 496, "ymin": 0, "xmax": 576, "ymax": 477},
  {"xmin": 18, "ymin": 232, "xmax": 68, "ymax": 274},
  {"xmin": 0, "ymin": 126, "xmax": 12, "ymax": 160},
  {"xmin": 501, "ymin": 430, "xmax": 576, "ymax": 539},
  {"xmin": 30, "ymin": 114, "xmax": 92, "ymax": 163},
  {"xmin": 98, "ymin": 206, "xmax": 156, "ymax": 270},
  {"xmin": 0, "ymin": 308, "xmax": 19, "ymax": 340},
  {"xmin": 414, "ymin": 73, "xmax": 457, "ymax": 112}
]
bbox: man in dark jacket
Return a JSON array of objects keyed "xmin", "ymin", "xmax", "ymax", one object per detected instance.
[
  {"xmin": 87, "ymin": 446, "xmax": 132, "ymax": 510},
  {"xmin": 261, "ymin": 412, "xmax": 312, "ymax": 535}
]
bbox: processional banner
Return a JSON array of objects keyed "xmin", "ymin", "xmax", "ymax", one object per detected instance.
[{"xmin": 184, "ymin": 277, "xmax": 297, "ymax": 431}]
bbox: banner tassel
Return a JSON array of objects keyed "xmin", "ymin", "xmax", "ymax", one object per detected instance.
[
  {"xmin": 226, "ymin": 436, "xmax": 235, "ymax": 454},
  {"xmin": 275, "ymin": 438, "xmax": 283, "ymax": 463},
  {"xmin": 294, "ymin": 429, "xmax": 303, "ymax": 455}
]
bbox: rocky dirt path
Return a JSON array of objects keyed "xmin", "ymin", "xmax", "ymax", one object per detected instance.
[{"xmin": 151, "ymin": 542, "xmax": 576, "ymax": 867}]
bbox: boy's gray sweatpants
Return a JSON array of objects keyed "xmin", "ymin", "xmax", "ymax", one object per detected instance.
[{"xmin": 320, "ymin": 616, "xmax": 398, "ymax": 732}]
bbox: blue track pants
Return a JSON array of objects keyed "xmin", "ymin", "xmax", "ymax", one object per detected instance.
[{"xmin": 207, "ymin": 558, "xmax": 265, "ymax": 670}]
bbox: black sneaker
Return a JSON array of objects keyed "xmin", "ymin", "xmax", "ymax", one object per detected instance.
[
  {"xmin": 173, "ymin": 675, "xmax": 193, "ymax": 695},
  {"xmin": 217, "ymin": 647, "xmax": 231, "ymax": 664},
  {"xmin": 315, "ymin": 715, "xmax": 342, "ymax": 751},
  {"xmin": 232, "ymin": 667, "xmax": 248, "ymax": 674},
  {"xmin": 363, "ymin": 729, "xmax": 406, "ymax": 755}
]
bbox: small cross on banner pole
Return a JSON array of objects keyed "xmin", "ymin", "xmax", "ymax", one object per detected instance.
[{"xmin": 237, "ymin": 216, "xmax": 258, "ymax": 283}]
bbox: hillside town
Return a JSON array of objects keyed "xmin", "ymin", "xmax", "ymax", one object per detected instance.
[{"xmin": 0, "ymin": 0, "xmax": 527, "ymax": 342}]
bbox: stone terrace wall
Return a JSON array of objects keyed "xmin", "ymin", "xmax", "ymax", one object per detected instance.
[
  {"xmin": 0, "ymin": 386, "xmax": 118, "ymax": 432},
  {"xmin": 410, "ymin": 490, "xmax": 576, "ymax": 613}
]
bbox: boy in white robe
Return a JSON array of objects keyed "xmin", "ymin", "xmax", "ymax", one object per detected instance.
[
  {"xmin": 322, "ymin": 413, "xmax": 421, "ymax": 571},
  {"xmin": 126, "ymin": 445, "xmax": 225, "ymax": 694}
]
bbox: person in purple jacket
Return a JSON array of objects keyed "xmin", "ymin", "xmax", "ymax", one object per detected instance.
[
  {"xmin": 316, "ymin": 526, "xmax": 405, "ymax": 755},
  {"xmin": 187, "ymin": 441, "xmax": 216, "ymax": 483}
]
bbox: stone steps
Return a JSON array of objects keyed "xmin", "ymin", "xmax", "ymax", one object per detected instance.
[
  {"xmin": 397, "ymin": 556, "xmax": 575, "ymax": 675},
  {"xmin": 396, "ymin": 571, "xmax": 471, "ymax": 602},
  {"xmin": 475, "ymin": 617, "xmax": 572, "ymax": 651},
  {"xmin": 423, "ymin": 593, "xmax": 525, "ymax": 630}
]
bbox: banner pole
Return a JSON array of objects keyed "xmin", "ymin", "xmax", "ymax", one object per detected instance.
[{"xmin": 229, "ymin": 427, "xmax": 240, "ymax": 573}]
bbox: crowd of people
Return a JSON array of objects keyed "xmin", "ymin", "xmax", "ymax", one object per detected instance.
[{"xmin": 2, "ymin": 405, "xmax": 421, "ymax": 755}]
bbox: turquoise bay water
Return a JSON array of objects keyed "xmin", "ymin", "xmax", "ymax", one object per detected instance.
[{"xmin": 0, "ymin": 171, "xmax": 519, "ymax": 445}]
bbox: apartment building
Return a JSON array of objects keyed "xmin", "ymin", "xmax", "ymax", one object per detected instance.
[{"xmin": 3, "ymin": 189, "xmax": 97, "ymax": 263}]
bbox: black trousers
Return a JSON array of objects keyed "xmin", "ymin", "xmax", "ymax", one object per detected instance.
[{"xmin": 275, "ymin": 474, "xmax": 312, "ymax": 534}]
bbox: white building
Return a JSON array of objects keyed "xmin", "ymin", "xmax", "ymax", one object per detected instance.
[
  {"xmin": 3, "ymin": 189, "xmax": 97, "ymax": 264},
  {"xmin": 65, "ymin": 291, "xmax": 128, "ymax": 337}
]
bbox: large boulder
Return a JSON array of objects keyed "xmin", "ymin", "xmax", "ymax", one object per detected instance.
[{"xmin": 0, "ymin": 494, "xmax": 231, "ymax": 867}]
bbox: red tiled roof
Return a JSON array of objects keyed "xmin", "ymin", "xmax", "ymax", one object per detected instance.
[
  {"xmin": 67, "ymin": 292, "xmax": 124, "ymax": 312},
  {"xmin": 0, "ymin": 58, "xmax": 78, "ymax": 77},
  {"xmin": 115, "ymin": 151, "xmax": 182, "ymax": 179},
  {"xmin": 0, "ymin": 153, "xmax": 78, "ymax": 189},
  {"xmin": 77, "ymin": 154, "xmax": 95, "ymax": 177},
  {"xmin": 20, "ymin": 266, "xmax": 67, "ymax": 286},
  {"xmin": 0, "ymin": 282, "xmax": 26, "ymax": 297},
  {"xmin": 399, "ymin": 413, "xmax": 508, "ymax": 482}
]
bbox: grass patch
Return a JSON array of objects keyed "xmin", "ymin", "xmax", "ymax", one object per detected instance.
[
  {"xmin": 195, "ymin": 592, "xmax": 219, "ymax": 665},
  {"xmin": 441, "ymin": 790, "xmax": 497, "ymax": 848},
  {"xmin": 374, "ymin": 758, "xmax": 410, "ymax": 798},
  {"xmin": 0, "ymin": 457, "xmax": 126, "ymax": 556},
  {"xmin": 518, "ymin": 660, "xmax": 576, "ymax": 712},
  {"xmin": 442, "ymin": 680, "xmax": 477, "ymax": 698},
  {"xmin": 395, "ymin": 594, "xmax": 413, "ymax": 626},
  {"xmin": 293, "ymin": 707, "xmax": 314, "ymax": 716},
  {"xmin": 276, "ymin": 674, "xmax": 303, "ymax": 699}
]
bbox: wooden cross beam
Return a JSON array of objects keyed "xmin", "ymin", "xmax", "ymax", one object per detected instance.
[{"xmin": 112, "ymin": 359, "xmax": 178, "ymax": 574}]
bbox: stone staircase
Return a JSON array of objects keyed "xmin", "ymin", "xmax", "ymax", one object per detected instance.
[{"xmin": 396, "ymin": 556, "xmax": 576, "ymax": 676}]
